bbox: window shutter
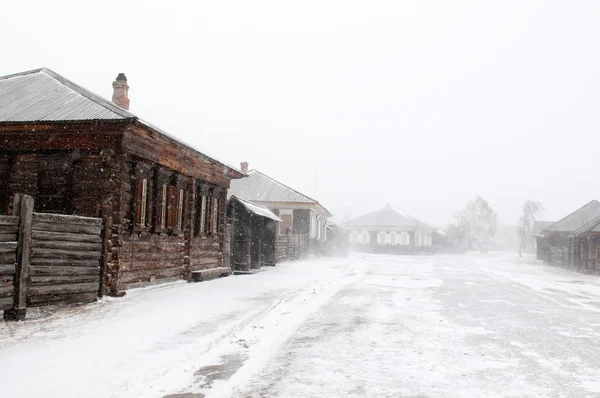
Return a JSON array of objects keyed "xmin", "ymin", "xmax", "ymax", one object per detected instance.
[
  {"xmin": 135, "ymin": 179, "xmax": 147, "ymax": 227},
  {"xmin": 160, "ymin": 184, "xmax": 167, "ymax": 229},
  {"xmin": 167, "ymin": 185, "xmax": 177, "ymax": 229},
  {"xmin": 178, "ymin": 189, "xmax": 184, "ymax": 230},
  {"xmin": 212, "ymin": 197, "xmax": 219, "ymax": 234},
  {"xmin": 200, "ymin": 196, "xmax": 206, "ymax": 234}
]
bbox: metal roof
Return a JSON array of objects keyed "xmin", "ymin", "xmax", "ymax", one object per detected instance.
[
  {"xmin": 343, "ymin": 205, "xmax": 436, "ymax": 230},
  {"xmin": 228, "ymin": 170, "xmax": 331, "ymax": 216},
  {"xmin": 0, "ymin": 68, "xmax": 134, "ymax": 122},
  {"xmin": 230, "ymin": 196, "xmax": 282, "ymax": 222},
  {"xmin": 0, "ymin": 68, "xmax": 244, "ymax": 178},
  {"xmin": 545, "ymin": 200, "xmax": 600, "ymax": 233}
]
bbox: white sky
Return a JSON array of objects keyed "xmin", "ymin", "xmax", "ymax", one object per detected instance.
[{"xmin": 2, "ymin": 0, "xmax": 599, "ymax": 227}]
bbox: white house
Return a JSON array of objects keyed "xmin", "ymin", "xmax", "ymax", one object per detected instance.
[{"xmin": 344, "ymin": 205, "xmax": 436, "ymax": 253}]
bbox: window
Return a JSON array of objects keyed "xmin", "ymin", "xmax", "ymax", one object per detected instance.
[
  {"xmin": 391, "ymin": 231, "xmax": 398, "ymax": 245},
  {"xmin": 135, "ymin": 178, "xmax": 148, "ymax": 227},
  {"xmin": 362, "ymin": 231, "xmax": 370, "ymax": 244},
  {"xmin": 160, "ymin": 184, "xmax": 167, "ymax": 229},
  {"xmin": 178, "ymin": 189, "xmax": 184, "ymax": 230},
  {"xmin": 385, "ymin": 232, "xmax": 392, "ymax": 244},
  {"xmin": 166, "ymin": 185, "xmax": 182, "ymax": 231},
  {"xmin": 196, "ymin": 194, "xmax": 219, "ymax": 235},
  {"xmin": 400, "ymin": 232, "xmax": 410, "ymax": 246},
  {"xmin": 415, "ymin": 232, "xmax": 422, "ymax": 246},
  {"xmin": 212, "ymin": 197, "xmax": 219, "ymax": 234}
]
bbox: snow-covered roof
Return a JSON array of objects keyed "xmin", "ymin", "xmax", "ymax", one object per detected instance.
[
  {"xmin": 0, "ymin": 68, "xmax": 243, "ymax": 177},
  {"xmin": 0, "ymin": 68, "xmax": 133, "ymax": 122},
  {"xmin": 228, "ymin": 170, "xmax": 332, "ymax": 217},
  {"xmin": 343, "ymin": 205, "xmax": 436, "ymax": 230},
  {"xmin": 230, "ymin": 196, "xmax": 282, "ymax": 222},
  {"xmin": 545, "ymin": 200, "xmax": 600, "ymax": 233}
]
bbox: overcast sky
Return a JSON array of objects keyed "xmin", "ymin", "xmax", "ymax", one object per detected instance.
[{"xmin": 2, "ymin": 0, "xmax": 599, "ymax": 227}]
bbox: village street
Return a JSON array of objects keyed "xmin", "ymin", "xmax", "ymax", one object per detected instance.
[{"xmin": 2, "ymin": 254, "xmax": 600, "ymax": 397}]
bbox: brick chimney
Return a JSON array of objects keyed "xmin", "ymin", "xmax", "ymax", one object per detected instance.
[
  {"xmin": 240, "ymin": 161, "xmax": 249, "ymax": 173},
  {"xmin": 112, "ymin": 73, "xmax": 130, "ymax": 110}
]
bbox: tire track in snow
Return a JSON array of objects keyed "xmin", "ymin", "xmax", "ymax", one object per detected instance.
[{"xmin": 161, "ymin": 265, "xmax": 366, "ymax": 398}]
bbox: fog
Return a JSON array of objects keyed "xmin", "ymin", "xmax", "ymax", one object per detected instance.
[{"xmin": 2, "ymin": 0, "xmax": 599, "ymax": 227}]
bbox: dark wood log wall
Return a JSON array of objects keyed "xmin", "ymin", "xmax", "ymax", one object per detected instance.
[
  {"xmin": 1, "ymin": 121, "xmax": 240, "ymax": 292},
  {"xmin": 189, "ymin": 183, "xmax": 227, "ymax": 273}
]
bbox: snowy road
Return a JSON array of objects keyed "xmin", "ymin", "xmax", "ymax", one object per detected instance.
[{"xmin": 2, "ymin": 254, "xmax": 600, "ymax": 397}]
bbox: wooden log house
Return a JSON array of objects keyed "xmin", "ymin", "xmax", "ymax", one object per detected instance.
[
  {"xmin": 542, "ymin": 200, "xmax": 600, "ymax": 269},
  {"xmin": 0, "ymin": 68, "xmax": 244, "ymax": 294}
]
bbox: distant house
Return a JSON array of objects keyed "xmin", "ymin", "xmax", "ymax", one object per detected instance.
[
  {"xmin": 542, "ymin": 200, "xmax": 600, "ymax": 268},
  {"xmin": 228, "ymin": 163, "xmax": 332, "ymax": 256},
  {"xmin": 531, "ymin": 221, "xmax": 554, "ymax": 261},
  {"xmin": 0, "ymin": 68, "xmax": 244, "ymax": 293},
  {"xmin": 343, "ymin": 205, "xmax": 437, "ymax": 254}
]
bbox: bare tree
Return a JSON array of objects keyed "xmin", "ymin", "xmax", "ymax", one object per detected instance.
[
  {"xmin": 453, "ymin": 196, "xmax": 498, "ymax": 252},
  {"xmin": 517, "ymin": 200, "xmax": 544, "ymax": 257}
]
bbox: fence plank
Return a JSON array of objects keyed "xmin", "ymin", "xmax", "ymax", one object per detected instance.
[
  {"xmin": 31, "ymin": 248, "xmax": 102, "ymax": 260},
  {"xmin": 0, "ymin": 234, "xmax": 17, "ymax": 243},
  {"xmin": 0, "ymin": 296, "xmax": 13, "ymax": 310},
  {"xmin": 32, "ymin": 240, "xmax": 102, "ymax": 252},
  {"xmin": 31, "ymin": 221, "xmax": 101, "ymax": 235},
  {"xmin": 0, "ymin": 242, "xmax": 18, "ymax": 253},
  {"xmin": 29, "ymin": 266, "xmax": 100, "ymax": 276},
  {"xmin": 29, "ymin": 258, "xmax": 100, "ymax": 267},
  {"xmin": 28, "ymin": 282, "xmax": 99, "ymax": 296},
  {"xmin": 0, "ymin": 253, "xmax": 16, "ymax": 264},
  {"xmin": 32, "ymin": 231, "xmax": 102, "ymax": 243},
  {"xmin": 30, "ymin": 274, "xmax": 100, "ymax": 284},
  {"xmin": 28, "ymin": 292, "xmax": 97, "ymax": 306},
  {"xmin": 32, "ymin": 213, "xmax": 103, "ymax": 227},
  {"xmin": 0, "ymin": 285, "xmax": 14, "ymax": 298},
  {"xmin": 0, "ymin": 264, "xmax": 15, "ymax": 275},
  {"xmin": 0, "ymin": 216, "xmax": 19, "ymax": 226}
]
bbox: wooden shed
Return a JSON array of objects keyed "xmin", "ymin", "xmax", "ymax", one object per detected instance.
[
  {"xmin": 542, "ymin": 200, "xmax": 600, "ymax": 268},
  {"xmin": 227, "ymin": 196, "xmax": 281, "ymax": 272},
  {"xmin": 0, "ymin": 68, "xmax": 244, "ymax": 294}
]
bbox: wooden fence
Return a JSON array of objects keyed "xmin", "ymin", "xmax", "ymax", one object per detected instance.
[
  {"xmin": 277, "ymin": 234, "xmax": 309, "ymax": 262},
  {"xmin": 2, "ymin": 195, "xmax": 104, "ymax": 321}
]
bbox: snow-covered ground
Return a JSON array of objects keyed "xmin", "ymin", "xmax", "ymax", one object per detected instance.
[{"xmin": 2, "ymin": 253, "xmax": 600, "ymax": 397}]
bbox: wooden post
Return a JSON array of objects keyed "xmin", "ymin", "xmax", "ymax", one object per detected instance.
[
  {"xmin": 98, "ymin": 204, "xmax": 113, "ymax": 297},
  {"xmin": 4, "ymin": 194, "xmax": 33, "ymax": 321}
]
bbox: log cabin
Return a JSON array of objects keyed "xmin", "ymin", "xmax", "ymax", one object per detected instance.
[
  {"xmin": 0, "ymin": 68, "xmax": 244, "ymax": 294},
  {"xmin": 542, "ymin": 200, "xmax": 600, "ymax": 269},
  {"xmin": 228, "ymin": 162, "xmax": 332, "ymax": 257},
  {"xmin": 344, "ymin": 205, "xmax": 437, "ymax": 254}
]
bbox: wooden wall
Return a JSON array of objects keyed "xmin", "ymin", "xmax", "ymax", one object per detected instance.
[
  {"xmin": 28, "ymin": 213, "xmax": 102, "ymax": 306},
  {"xmin": 0, "ymin": 121, "xmax": 240, "ymax": 293},
  {"xmin": 0, "ymin": 215, "xmax": 18, "ymax": 310}
]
